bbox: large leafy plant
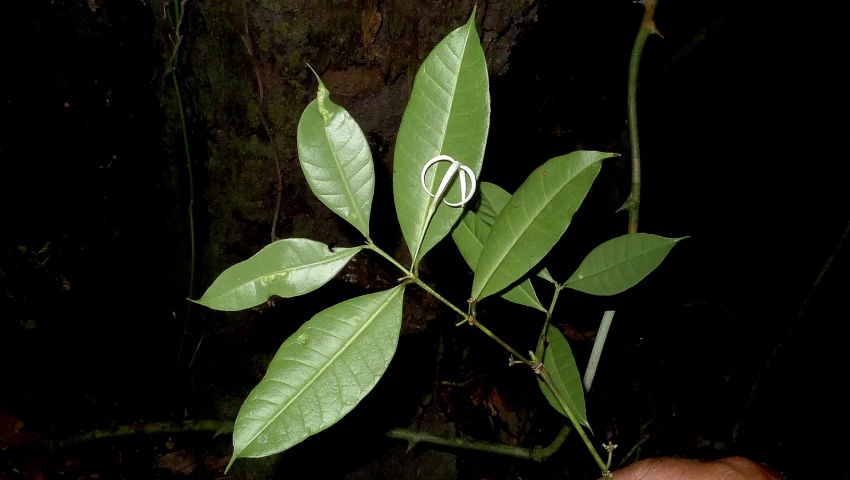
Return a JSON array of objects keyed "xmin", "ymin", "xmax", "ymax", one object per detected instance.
[{"xmin": 195, "ymin": 10, "xmax": 684, "ymax": 477}]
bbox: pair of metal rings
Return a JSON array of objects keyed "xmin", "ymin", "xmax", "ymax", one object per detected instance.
[{"xmin": 419, "ymin": 155, "xmax": 477, "ymax": 207}]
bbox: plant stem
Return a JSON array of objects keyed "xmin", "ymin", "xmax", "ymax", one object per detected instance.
[
  {"xmin": 539, "ymin": 368, "xmax": 608, "ymax": 472},
  {"xmin": 624, "ymin": 0, "xmax": 660, "ymax": 234},
  {"xmin": 171, "ymin": 0, "xmax": 196, "ymax": 372},
  {"xmin": 366, "ymin": 243, "xmax": 467, "ymax": 319},
  {"xmin": 26, "ymin": 420, "xmax": 233, "ymax": 451},
  {"xmin": 365, "ymin": 243, "xmax": 531, "ymax": 365},
  {"xmin": 386, "ymin": 424, "xmax": 571, "ymax": 462},
  {"xmin": 172, "ymin": 75, "xmax": 194, "ymax": 300},
  {"xmin": 241, "ymin": 9, "xmax": 283, "ymax": 243},
  {"xmin": 412, "ymin": 277, "xmax": 469, "ymax": 318},
  {"xmin": 365, "ymin": 242, "xmax": 410, "ymax": 275},
  {"xmin": 470, "ymin": 317, "xmax": 533, "ymax": 366},
  {"xmin": 535, "ymin": 285, "xmax": 562, "ymax": 359}
]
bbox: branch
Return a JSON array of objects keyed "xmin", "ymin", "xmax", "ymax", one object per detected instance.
[
  {"xmin": 621, "ymin": 0, "xmax": 661, "ymax": 234},
  {"xmin": 241, "ymin": 6, "xmax": 284, "ymax": 243},
  {"xmin": 18, "ymin": 420, "xmax": 234, "ymax": 452},
  {"xmin": 386, "ymin": 424, "xmax": 571, "ymax": 462},
  {"xmin": 162, "ymin": 0, "xmax": 190, "ymax": 79},
  {"xmin": 539, "ymin": 368, "xmax": 608, "ymax": 473}
]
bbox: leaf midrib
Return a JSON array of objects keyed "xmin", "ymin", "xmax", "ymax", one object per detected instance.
[
  {"xmin": 239, "ymin": 286, "xmax": 403, "ymax": 454},
  {"xmin": 320, "ymin": 107, "xmax": 367, "ymax": 234},
  {"xmin": 410, "ymin": 25, "xmax": 473, "ymax": 262},
  {"xmin": 202, "ymin": 248, "xmax": 358, "ymax": 303},
  {"xmin": 475, "ymin": 168, "xmax": 588, "ymax": 299},
  {"xmin": 563, "ymin": 239, "xmax": 677, "ymax": 287}
]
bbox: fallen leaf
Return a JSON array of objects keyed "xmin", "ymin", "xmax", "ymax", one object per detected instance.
[{"xmin": 155, "ymin": 451, "xmax": 196, "ymax": 476}]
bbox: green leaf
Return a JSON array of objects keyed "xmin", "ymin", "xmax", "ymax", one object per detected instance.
[
  {"xmin": 451, "ymin": 211, "xmax": 545, "ymax": 312},
  {"xmin": 537, "ymin": 267, "xmax": 557, "ymax": 285},
  {"xmin": 471, "ymin": 151, "xmax": 615, "ymax": 301},
  {"xmin": 213, "ymin": 423, "xmax": 235, "ymax": 439},
  {"xmin": 537, "ymin": 325, "xmax": 590, "ymax": 429},
  {"xmin": 564, "ymin": 234, "xmax": 687, "ymax": 296},
  {"xmin": 230, "ymin": 286, "xmax": 405, "ymax": 467},
  {"xmin": 195, "ymin": 239, "xmax": 361, "ymax": 311},
  {"xmin": 298, "ymin": 75, "xmax": 374, "ymax": 237},
  {"xmin": 476, "ymin": 182, "xmax": 512, "ymax": 226},
  {"xmin": 501, "ymin": 279, "xmax": 546, "ymax": 312},
  {"xmin": 393, "ymin": 8, "xmax": 490, "ymax": 265}
]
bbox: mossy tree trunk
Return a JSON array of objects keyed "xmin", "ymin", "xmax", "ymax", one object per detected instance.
[{"xmin": 154, "ymin": 0, "xmax": 538, "ymax": 308}]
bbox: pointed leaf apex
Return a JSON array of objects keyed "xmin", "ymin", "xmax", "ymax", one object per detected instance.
[
  {"xmin": 306, "ymin": 64, "xmax": 333, "ymax": 125},
  {"xmin": 306, "ymin": 63, "xmax": 324, "ymax": 88},
  {"xmin": 225, "ymin": 453, "xmax": 237, "ymax": 474}
]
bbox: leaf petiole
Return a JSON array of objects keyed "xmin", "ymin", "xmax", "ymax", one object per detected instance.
[
  {"xmin": 365, "ymin": 242, "xmax": 533, "ymax": 367},
  {"xmin": 535, "ymin": 284, "xmax": 563, "ymax": 359}
]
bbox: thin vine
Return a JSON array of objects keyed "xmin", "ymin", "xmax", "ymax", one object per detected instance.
[{"xmin": 166, "ymin": 0, "xmax": 196, "ymax": 371}]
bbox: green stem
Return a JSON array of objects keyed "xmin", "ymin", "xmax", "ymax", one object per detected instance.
[
  {"xmin": 365, "ymin": 242, "xmax": 411, "ymax": 277},
  {"xmin": 412, "ymin": 276, "xmax": 468, "ymax": 319},
  {"xmin": 365, "ymin": 243, "xmax": 467, "ymax": 319},
  {"xmin": 470, "ymin": 317, "xmax": 532, "ymax": 366},
  {"xmin": 386, "ymin": 424, "xmax": 571, "ymax": 462},
  {"xmin": 365, "ymin": 243, "xmax": 531, "ymax": 365},
  {"xmin": 535, "ymin": 285, "xmax": 562, "ymax": 359},
  {"xmin": 539, "ymin": 368, "xmax": 607, "ymax": 472},
  {"xmin": 171, "ymin": 0, "xmax": 196, "ymax": 371},
  {"xmin": 172, "ymin": 73, "xmax": 194, "ymax": 300},
  {"xmin": 625, "ymin": 0, "xmax": 659, "ymax": 234},
  {"xmin": 27, "ymin": 420, "xmax": 233, "ymax": 451}
]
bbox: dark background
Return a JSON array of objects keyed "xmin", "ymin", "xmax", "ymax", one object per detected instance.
[{"xmin": 1, "ymin": 0, "xmax": 848, "ymax": 479}]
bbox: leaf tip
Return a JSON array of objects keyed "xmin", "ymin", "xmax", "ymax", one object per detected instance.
[
  {"xmin": 225, "ymin": 453, "xmax": 238, "ymax": 474},
  {"xmin": 306, "ymin": 63, "xmax": 323, "ymax": 86},
  {"xmin": 306, "ymin": 64, "xmax": 332, "ymax": 126}
]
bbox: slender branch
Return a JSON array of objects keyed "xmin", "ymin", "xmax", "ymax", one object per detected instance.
[
  {"xmin": 365, "ymin": 242, "xmax": 411, "ymax": 276},
  {"xmin": 622, "ymin": 0, "xmax": 660, "ymax": 234},
  {"xmin": 25, "ymin": 420, "xmax": 233, "ymax": 451},
  {"xmin": 535, "ymin": 285, "xmax": 562, "ymax": 359},
  {"xmin": 539, "ymin": 368, "xmax": 608, "ymax": 472},
  {"xmin": 162, "ymin": 0, "xmax": 190, "ymax": 79},
  {"xmin": 470, "ymin": 317, "xmax": 533, "ymax": 366},
  {"xmin": 386, "ymin": 424, "xmax": 571, "ymax": 462},
  {"xmin": 365, "ymin": 243, "xmax": 531, "ymax": 365},
  {"xmin": 733, "ymin": 217, "xmax": 850, "ymax": 444},
  {"xmin": 170, "ymin": 0, "xmax": 196, "ymax": 371},
  {"xmin": 365, "ymin": 243, "xmax": 467, "ymax": 318},
  {"xmin": 413, "ymin": 277, "xmax": 469, "ymax": 318},
  {"xmin": 241, "ymin": 7, "xmax": 284, "ymax": 242}
]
